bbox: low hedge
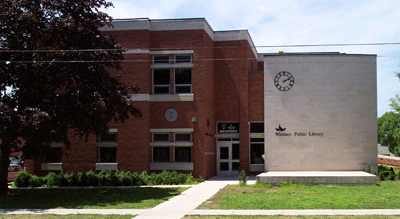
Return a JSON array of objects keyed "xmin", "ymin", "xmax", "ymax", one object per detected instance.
[
  {"xmin": 13, "ymin": 170, "xmax": 204, "ymax": 187},
  {"xmin": 378, "ymin": 165, "xmax": 400, "ymax": 181}
]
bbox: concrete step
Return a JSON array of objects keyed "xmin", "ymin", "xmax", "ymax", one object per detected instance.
[{"xmin": 257, "ymin": 171, "xmax": 377, "ymax": 185}]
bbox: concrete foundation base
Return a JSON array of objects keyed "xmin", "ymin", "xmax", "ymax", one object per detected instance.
[{"xmin": 257, "ymin": 171, "xmax": 377, "ymax": 185}]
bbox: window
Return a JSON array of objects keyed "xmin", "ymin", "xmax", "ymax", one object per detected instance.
[
  {"xmin": 175, "ymin": 147, "xmax": 191, "ymax": 162},
  {"xmin": 250, "ymin": 138, "xmax": 264, "ymax": 164},
  {"xmin": 175, "ymin": 55, "xmax": 191, "ymax": 63},
  {"xmin": 153, "ymin": 69, "xmax": 171, "ymax": 94},
  {"xmin": 153, "ymin": 133, "xmax": 170, "ymax": 142},
  {"xmin": 99, "ymin": 147, "xmax": 116, "ymax": 163},
  {"xmin": 174, "ymin": 133, "xmax": 191, "ymax": 142},
  {"xmin": 250, "ymin": 122, "xmax": 264, "ymax": 133},
  {"xmin": 153, "ymin": 55, "xmax": 170, "ymax": 64},
  {"xmin": 153, "ymin": 147, "xmax": 170, "ymax": 162},
  {"xmin": 174, "ymin": 68, "xmax": 192, "ymax": 94},
  {"xmin": 152, "ymin": 54, "xmax": 192, "ymax": 95},
  {"xmin": 44, "ymin": 147, "xmax": 62, "ymax": 163}
]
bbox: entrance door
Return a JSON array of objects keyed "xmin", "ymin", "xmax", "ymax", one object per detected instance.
[{"xmin": 217, "ymin": 139, "xmax": 240, "ymax": 176}]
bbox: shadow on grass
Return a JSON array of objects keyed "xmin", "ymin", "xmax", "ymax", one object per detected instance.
[{"xmin": 1, "ymin": 187, "xmax": 186, "ymax": 209}]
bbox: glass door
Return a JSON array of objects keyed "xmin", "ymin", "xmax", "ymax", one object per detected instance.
[{"xmin": 217, "ymin": 138, "xmax": 240, "ymax": 176}]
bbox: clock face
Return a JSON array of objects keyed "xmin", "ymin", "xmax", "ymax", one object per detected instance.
[
  {"xmin": 274, "ymin": 71, "xmax": 294, "ymax": 91},
  {"xmin": 165, "ymin": 108, "xmax": 178, "ymax": 122}
]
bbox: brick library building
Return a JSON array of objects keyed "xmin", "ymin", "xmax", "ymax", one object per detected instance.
[{"xmin": 26, "ymin": 18, "xmax": 378, "ymax": 179}]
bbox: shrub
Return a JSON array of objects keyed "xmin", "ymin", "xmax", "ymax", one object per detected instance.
[
  {"xmin": 238, "ymin": 170, "xmax": 248, "ymax": 186},
  {"xmin": 139, "ymin": 171, "xmax": 150, "ymax": 185},
  {"xmin": 365, "ymin": 164, "xmax": 377, "ymax": 175},
  {"xmin": 86, "ymin": 170, "xmax": 99, "ymax": 186},
  {"xmin": 44, "ymin": 172, "xmax": 60, "ymax": 187},
  {"xmin": 65, "ymin": 173, "xmax": 78, "ymax": 187},
  {"xmin": 14, "ymin": 171, "xmax": 32, "ymax": 187},
  {"xmin": 58, "ymin": 171, "xmax": 69, "ymax": 187},
  {"xmin": 29, "ymin": 175, "xmax": 43, "ymax": 187},
  {"xmin": 77, "ymin": 172, "xmax": 87, "ymax": 186},
  {"xmin": 378, "ymin": 170, "xmax": 396, "ymax": 181},
  {"xmin": 116, "ymin": 171, "xmax": 134, "ymax": 186}
]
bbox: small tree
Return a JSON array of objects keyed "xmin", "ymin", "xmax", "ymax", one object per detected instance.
[{"xmin": 0, "ymin": 0, "xmax": 140, "ymax": 195}]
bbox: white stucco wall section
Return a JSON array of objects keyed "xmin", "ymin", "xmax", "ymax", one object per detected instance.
[{"xmin": 264, "ymin": 54, "xmax": 377, "ymax": 172}]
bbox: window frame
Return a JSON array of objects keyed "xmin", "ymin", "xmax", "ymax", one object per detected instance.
[
  {"xmin": 174, "ymin": 133, "xmax": 192, "ymax": 142},
  {"xmin": 153, "ymin": 55, "xmax": 170, "ymax": 64},
  {"xmin": 174, "ymin": 147, "xmax": 192, "ymax": 163},
  {"xmin": 153, "ymin": 68, "xmax": 171, "ymax": 94},
  {"xmin": 250, "ymin": 138, "xmax": 265, "ymax": 165},
  {"xmin": 98, "ymin": 146, "xmax": 117, "ymax": 163},
  {"xmin": 174, "ymin": 68, "xmax": 192, "ymax": 94},
  {"xmin": 174, "ymin": 54, "xmax": 192, "ymax": 64},
  {"xmin": 152, "ymin": 133, "xmax": 170, "ymax": 142}
]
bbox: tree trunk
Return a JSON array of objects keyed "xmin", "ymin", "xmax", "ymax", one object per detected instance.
[{"xmin": 0, "ymin": 143, "xmax": 11, "ymax": 196}]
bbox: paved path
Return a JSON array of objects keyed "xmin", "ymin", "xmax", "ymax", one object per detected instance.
[{"xmin": 2, "ymin": 176, "xmax": 400, "ymax": 218}]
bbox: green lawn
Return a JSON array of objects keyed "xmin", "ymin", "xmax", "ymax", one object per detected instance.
[
  {"xmin": 184, "ymin": 216, "xmax": 400, "ymax": 219},
  {"xmin": 1, "ymin": 187, "xmax": 188, "ymax": 209},
  {"xmin": 199, "ymin": 181, "xmax": 400, "ymax": 209},
  {"xmin": 0, "ymin": 215, "xmax": 134, "ymax": 219}
]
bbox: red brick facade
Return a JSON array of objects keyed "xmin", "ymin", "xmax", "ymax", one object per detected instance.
[{"xmin": 26, "ymin": 18, "xmax": 265, "ymax": 179}]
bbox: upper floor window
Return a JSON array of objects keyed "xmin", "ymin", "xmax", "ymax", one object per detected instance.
[
  {"xmin": 174, "ymin": 68, "xmax": 192, "ymax": 94},
  {"xmin": 153, "ymin": 55, "xmax": 170, "ymax": 64},
  {"xmin": 153, "ymin": 69, "xmax": 171, "ymax": 94},
  {"xmin": 174, "ymin": 133, "xmax": 191, "ymax": 142},
  {"xmin": 175, "ymin": 55, "xmax": 192, "ymax": 63},
  {"xmin": 153, "ymin": 133, "xmax": 170, "ymax": 142},
  {"xmin": 152, "ymin": 54, "xmax": 193, "ymax": 95}
]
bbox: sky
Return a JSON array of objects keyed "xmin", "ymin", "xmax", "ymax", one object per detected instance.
[{"xmin": 103, "ymin": 0, "xmax": 400, "ymax": 117}]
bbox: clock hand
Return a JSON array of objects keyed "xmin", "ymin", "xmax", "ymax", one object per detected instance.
[{"xmin": 282, "ymin": 77, "xmax": 292, "ymax": 82}]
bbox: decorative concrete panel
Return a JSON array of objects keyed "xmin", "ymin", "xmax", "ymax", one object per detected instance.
[{"xmin": 264, "ymin": 54, "xmax": 377, "ymax": 172}]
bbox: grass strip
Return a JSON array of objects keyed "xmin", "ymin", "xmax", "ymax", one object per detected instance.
[
  {"xmin": 200, "ymin": 181, "xmax": 400, "ymax": 209},
  {"xmin": 0, "ymin": 187, "xmax": 188, "ymax": 209},
  {"xmin": 184, "ymin": 216, "xmax": 400, "ymax": 219}
]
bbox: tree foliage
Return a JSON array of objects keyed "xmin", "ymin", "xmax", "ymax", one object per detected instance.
[
  {"xmin": 0, "ymin": 0, "xmax": 140, "ymax": 194},
  {"xmin": 378, "ymin": 112, "xmax": 400, "ymax": 156}
]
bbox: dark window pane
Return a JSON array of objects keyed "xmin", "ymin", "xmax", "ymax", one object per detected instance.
[
  {"xmin": 175, "ymin": 55, "xmax": 191, "ymax": 63},
  {"xmin": 100, "ymin": 133, "xmax": 116, "ymax": 142},
  {"xmin": 154, "ymin": 69, "xmax": 170, "ymax": 85},
  {"xmin": 251, "ymin": 143, "xmax": 265, "ymax": 164},
  {"xmin": 175, "ymin": 85, "xmax": 191, "ymax": 94},
  {"xmin": 154, "ymin": 86, "xmax": 170, "ymax": 94},
  {"xmin": 217, "ymin": 138, "xmax": 231, "ymax": 141},
  {"xmin": 232, "ymin": 138, "xmax": 240, "ymax": 141},
  {"xmin": 250, "ymin": 138, "xmax": 264, "ymax": 142},
  {"xmin": 220, "ymin": 147, "xmax": 229, "ymax": 159},
  {"xmin": 175, "ymin": 68, "xmax": 191, "ymax": 84},
  {"xmin": 220, "ymin": 162, "xmax": 229, "ymax": 171},
  {"xmin": 153, "ymin": 147, "xmax": 170, "ymax": 162},
  {"xmin": 154, "ymin": 56, "xmax": 169, "ymax": 64},
  {"xmin": 232, "ymin": 143, "xmax": 240, "ymax": 160},
  {"xmin": 175, "ymin": 147, "xmax": 191, "ymax": 162},
  {"xmin": 175, "ymin": 133, "xmax": 191, "ymax": 142},
  {"xmin": 250, "ymin": 123, "xmax": 264, "ymax": 133},
  {"xmin": 153, "ymin": 133, "xmax": 169, "ymax": 142},
  {"xmin": 99, "ymin": 147, "xmax": 116, "ymax": 163},
  {"xmin": 44, "ymin": 148, "xmax": 62, "ymax": 163},
  {"xmin": 232, "ymin": 162, "xmax": 240, "ymax": 171}
]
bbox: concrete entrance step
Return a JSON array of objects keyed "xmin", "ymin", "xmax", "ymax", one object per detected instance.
[{"xmin": 257, "ymin": 171, "xmax": 377, "ymax": 185}]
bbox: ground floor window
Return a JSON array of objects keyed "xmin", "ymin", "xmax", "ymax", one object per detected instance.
[
  {"xmin": 99, "ymin": 147, "xmax": 116, "ymax": 163},
  {"xmin": 175, "ymin": 147, "xmax": 192, "ymax": 162},
  {"xmin": 153, "ymin": 147, "xmax": 170, "ymax": 162},
  {"xmin": 250, "ymin": 138, "xmax": 264, "ymax": 164},
  {"xmin": 44, "ymin": 147, "xmax": 62, "ymax": 163}
]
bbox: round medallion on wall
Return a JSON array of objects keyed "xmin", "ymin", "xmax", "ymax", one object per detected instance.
[
  {"xmin": 165, "ymin": 108, "xmax": 178, "ymax": 122},
  {"xmin": 274, "ymin": 71, "xmax": 294, "ymax": 91}
]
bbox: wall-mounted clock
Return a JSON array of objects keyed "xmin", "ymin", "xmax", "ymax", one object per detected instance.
[
  {"xmin": 274, "ymin": 71, "xmax": 294, "ymax": 91},
  {"xmin": 165, "ymin": 108, "xmax": 178, "ymax": 122}
]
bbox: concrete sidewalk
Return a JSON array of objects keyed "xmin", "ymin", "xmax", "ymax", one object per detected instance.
[{"xmin": 2, "ymin": 176, "xmax": 400, "ymax": 218}]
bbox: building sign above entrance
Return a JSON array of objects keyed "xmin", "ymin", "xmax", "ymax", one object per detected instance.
[{"xmin": 218, "ymin": 123, "xmax": 239, "ymax": 133}]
